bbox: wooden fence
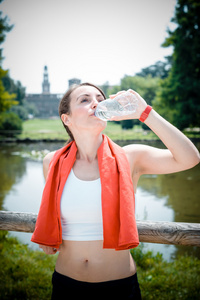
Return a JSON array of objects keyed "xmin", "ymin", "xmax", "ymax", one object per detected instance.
[{"xmin": 0, "ymin": 211, "xmax": 200, "ymax": 247}]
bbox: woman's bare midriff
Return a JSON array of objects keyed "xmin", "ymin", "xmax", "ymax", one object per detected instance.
[{"xmin": 55, "ymin": 240, "xmax": 137, "ymax": 283}]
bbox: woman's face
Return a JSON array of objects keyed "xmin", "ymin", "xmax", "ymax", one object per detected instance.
[{"xmin": 61, "ymin": 85, "xmax": 107, "ymax": 135}]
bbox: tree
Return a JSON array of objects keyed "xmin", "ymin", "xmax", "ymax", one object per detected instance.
[
  {"xmin": 0, "ymin": 111, "xmax": 22, "ymax": 137},
  {"xmin": 153, "ymin": 0, "xmax": 200, "ymax": 130},
  {"xmin": 120, "ymin": 75, "xmax": 159, "ymax": 106},
  {"xmin": 0, "ymin": 5, "xmax": 17, "ymax": 113},
  {"xmin": 101, "ymin": 81, "xmax": 110, "ymax": 98},
  {"xmin": 136, "ymin": 59, "xmax": 171, "ymax": 79},
  {"xmin": 0, "ymin": 0, "xmax": 13, "ymax": 63},
  {"xmin": 2, "ymin": 74, "xmax": 26, "ymax": 105},
  {"xmin": 2, "ymin": 72, "xmax": 30, "ymax": 120},
  {"xmin": 0, "ymin": 68, "xmax": 17, "ymax": 113},
  {"xmin": 110, "ymin": 75, "xmax": 160, "ymax": 129},
  {"xmin": 0, "ymin": 3, "xmax": 22, "ymax": 136}
]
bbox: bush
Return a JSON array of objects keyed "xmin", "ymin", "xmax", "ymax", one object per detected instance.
[
  {"xmin": 0, "ymin": 112, "xmax": 22, "ymax": 137},
  {"xmin": 11, "ymin": 105, "xmax": 28, "ymax": 120},
  {"xmin": 121, "ymin": 119, "xmax": 134, "ymax": 129},
  {"xmin": 0, "ymin": 231, "xmax": 55, "ymax": 299},
  {"xmin": 0, "ymin": 232, "xmax": 200, "ymax": 299},
  {"xmin": 131, "ymin": 245, "xmax": 200, "ymax": 299}
]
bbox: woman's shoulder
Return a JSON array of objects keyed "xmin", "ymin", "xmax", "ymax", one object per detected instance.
[
  {"xmin": 43, "ymin": 151, "xmax": 56, "ymax": 180},
  {"xmin": 122, "ymin": 144, "xmax": 148, "ymax": 173},
  {"xmin": 122, "ymin": 143, "xmax": 145, "ymax": 158},
  {"xmin": 43, "ymin": 151, "xmax": 56, "ymax": 165}
]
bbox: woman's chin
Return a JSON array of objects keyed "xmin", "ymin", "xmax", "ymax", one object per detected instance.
[
  {"xmin": 90, "ymin": 118, "xmax": 107, "ymax": 132},
  {"xmin": 97, "ymin": 118, "xmax": 107, "ymax": 129}
]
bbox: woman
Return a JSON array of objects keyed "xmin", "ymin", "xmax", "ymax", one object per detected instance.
[{"xmin": 31, "ymin": 83, "xmax": 199, "ymax": 299}]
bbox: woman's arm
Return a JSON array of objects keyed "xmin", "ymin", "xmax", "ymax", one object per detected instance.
[
  {"xmin": 113, "ymin": 90, "xmax": 200, "ymax": 175},
  {"xmin": 125, "ymin": 109, "xmax": 199, "ymax": 175},
  {"xmin": 43, "ymin": 151, "xmax": 56, "ymax": 181},
  {"xmin": 39, "ymin": 151, "xmax": 57, "ymax": 255}
]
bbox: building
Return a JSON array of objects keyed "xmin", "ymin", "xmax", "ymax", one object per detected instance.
[
  {"xmin": 42, "ymin": 65, "xmax": 50, "ymax": 94},
  {"xmin": 26, "ymin": 66, "xmax": 81, "ymax": 118},
  {"xmin": 68, "ymin": 78, "xmax": 81, "ymax": 87}
]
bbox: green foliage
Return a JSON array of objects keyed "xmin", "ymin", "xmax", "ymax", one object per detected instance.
[
  {"xmin": 110, "ymin": 75, "xmax": 160, "ymax": 131},
  {"xmin": 109, "ymin": 85, "xmax": 121, "ymax": 95},
  {"xmin": 0, "ymin": 68, "xmax": 18, "ymax": 113},
  {"xmin": 108, "ymin": 0, "xmax": 200, "ymax": 130},
  {"xmin": 23, "ymin": 100, "xmax": 39, "ymax": 117},
  {"xmin": 1, "ymin": 64, "xmax": 27, "ymax": 122},
  {"xmin": 154, "ymin": 0, "xmax": 200, "ymax": 130},
  {"xmin": 136, "ymin": 59, "xmax": 171, "ymax": 79},
  {"xmin": 0, "ymin": 232, "xmax": 199, "ymax": 299},
  {"xmin": 0, "ymin": 111, "xmax": 22, "ymax": 136},
  {"xmin": 0, "ymin": 6, "xmax": 14, "ymax": 62},
  {"xmin": 131, "ymin": 244, "xmax": 200, "ymax": 300},
  {"xmin": 10, "ymin": 105, "xmax": 28, "ymax": 121},
  {"xmin": 0, "ymin": 5, "xmax": 27, "ymax": 128},
  {"xmin": 0, "ymin": 231, "xmax": 55, "ymax": 299},
  {"xmin": 101, "ymin": 81, "xmax": 110, "ymax": 98},
  {"xmin": 109, "ymin": 75, "xmax": 160, "ymax": 109},
  {"xmin": 120, "ymin": 75, "xmax": 159, "ymax": 106},
  {"xmin": 2, "ymin": 74, "xmax": 26, "ymax": 105},
  {"xmin": 121, "ymin": 119, "xmax": 134, "ymax": 129}
]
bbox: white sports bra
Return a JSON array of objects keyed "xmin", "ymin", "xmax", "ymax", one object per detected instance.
[{"xmin": 60, "ymin": 168, "xmax": 103, "ymax": 241}]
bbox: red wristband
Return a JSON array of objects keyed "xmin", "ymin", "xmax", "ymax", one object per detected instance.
[{"xmin": 139, "ymin": 105, "xmax": 152, "ymax": 122}]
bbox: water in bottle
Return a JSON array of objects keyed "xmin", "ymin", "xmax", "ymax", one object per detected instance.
[{"xmin": 95, "ymin": 91, "xmax": 138, "ymax": 121}]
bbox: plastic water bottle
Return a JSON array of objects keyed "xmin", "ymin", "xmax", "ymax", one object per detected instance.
[{"xmin": 95, "ymin": 91, "xmax": 138, "ymax": 121}]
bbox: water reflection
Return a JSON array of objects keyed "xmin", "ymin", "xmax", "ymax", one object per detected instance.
[
  {"xmin": 0, "ymin": 145, "xmax": 26, "ymax": 208},
  {"xmin": 137, "ymin": 167, "xmax": 200, "ymax": 260},
  {"xmin": 138, "ymin": 166, "xmax": 200, "ymax": 223},
  {"xmin": 0, "ymin": 142, "xmax": 64, "ymax": 212},
  {"xmin": 0, "ymin": 141, "xmax": 199, "ymax": 260}
]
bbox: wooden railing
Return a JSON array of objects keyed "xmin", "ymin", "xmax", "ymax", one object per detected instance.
[{"xmin": 0, "ymin": 211, "xmax": 200, "ymax": 247}]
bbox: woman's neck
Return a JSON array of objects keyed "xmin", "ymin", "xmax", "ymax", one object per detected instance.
[{"xmin": 74, "ymin": 133, "xmax": 103, "ymax": 162}]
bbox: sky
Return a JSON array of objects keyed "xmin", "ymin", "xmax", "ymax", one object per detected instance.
[{"xmin": 1, "ymin": 0, "xmax": 177, "ymax": 94}]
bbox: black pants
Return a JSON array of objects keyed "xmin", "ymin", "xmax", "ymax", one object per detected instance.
[{"xmin": 51, "ymin": 270, "xmax": 142, "ymax": 300}]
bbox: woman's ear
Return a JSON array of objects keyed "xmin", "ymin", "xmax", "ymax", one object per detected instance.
[{"xmin": 61, "ymin": 114, "xmax": 71, "ymax": 126}]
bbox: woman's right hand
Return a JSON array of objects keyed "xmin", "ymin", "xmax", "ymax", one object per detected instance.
[
  {"xmin": 109, "ymin": 89, "xmax": 147, "ymax": 121},
  {"xmin": 39, "ymin": 244, "xmax": 59, "ymax": 255}
]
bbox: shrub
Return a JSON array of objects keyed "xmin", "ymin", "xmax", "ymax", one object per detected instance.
[
  {"xmin": 0, "ymin": 112, "xmax": 22, "ymax": 137},
  {"xmin": 121, "ymin": 119, "xmax": 134, "ymax": 129},
  {"xmin": 0, "ymin": 232, "xmax": 200, "ymax": 299},
  {"xmin": 0, "ymin": 231, "xmax": 55, "ymax": 299},
  {"xmin": 131, "ymin": 244, "xmax": 200, "ymax": 299},
  {"xmin": 11, "ymin": 105, "xmax": 28, "ymax": 120}
]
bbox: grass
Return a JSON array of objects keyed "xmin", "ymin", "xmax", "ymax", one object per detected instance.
[
  {"xmin": 9, "ymin": 118, "xmax": 199, "ymax": 141},
  {"xmin": 0, "ymin": 118, "xmax": 198, "ymax": 142},
  {"xmin": 17, "ymin": 118, "xmax": 158, "ymax": 141},
  {"xmin": 19, "ymin": 118, "xmax": 67, "ymax": 140},
  {"xmin": 0, "ymin": 231, "xmax": 200, "ymax": 300}
]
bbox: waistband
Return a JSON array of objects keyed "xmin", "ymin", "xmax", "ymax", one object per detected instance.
[{"xmin": 52, "ymin": 270, "xmax": 139, "ymax": 286}]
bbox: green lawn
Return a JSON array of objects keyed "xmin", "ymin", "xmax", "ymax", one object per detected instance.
[
  {"xmin": 19, "ymin": 118, "xmax": 67, "ymax": 140},
  {"xmin": 0, "ymin": 118, "xmax": 197, "ymax": 141},
  {"xmin": 18, "ymin": 118, "xmax": 158, "ymax": 141}
]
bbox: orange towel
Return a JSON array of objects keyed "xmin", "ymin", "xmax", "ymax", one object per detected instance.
[{"xmin": 31, "ymin": 135, "xmax": 139, "ymax": 250}]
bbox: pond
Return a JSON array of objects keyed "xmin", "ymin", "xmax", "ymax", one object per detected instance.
[{"xmin": 0, "ymin": 140, "xmax": 199, "ymax": 261}]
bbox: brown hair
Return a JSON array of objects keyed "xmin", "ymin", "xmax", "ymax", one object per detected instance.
[{"xmin": 58, "ymin": 82, "xmax": 106, "ymax": 141}]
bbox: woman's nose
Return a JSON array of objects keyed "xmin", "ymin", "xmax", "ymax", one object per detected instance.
[{"xmin": 92, "ymin": 98, "xmax": 99, "ymax": 108}]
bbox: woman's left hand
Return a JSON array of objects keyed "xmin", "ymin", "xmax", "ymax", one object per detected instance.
[
  {"xmin": 39, "ymin": 244, "xmax": 60, "ymax": 255},
  {"xmin": 109, "ymin": 89, "xmax": 147, "ymax": 121}
]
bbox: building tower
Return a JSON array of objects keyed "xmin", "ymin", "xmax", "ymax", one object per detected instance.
[
  {"xmin": 68, "ymin": 78, "xmax": 81, "ymax": 87},
  {"xmin": 42, "ymin": 65, "xmax": 50, "ymax": 94}
]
